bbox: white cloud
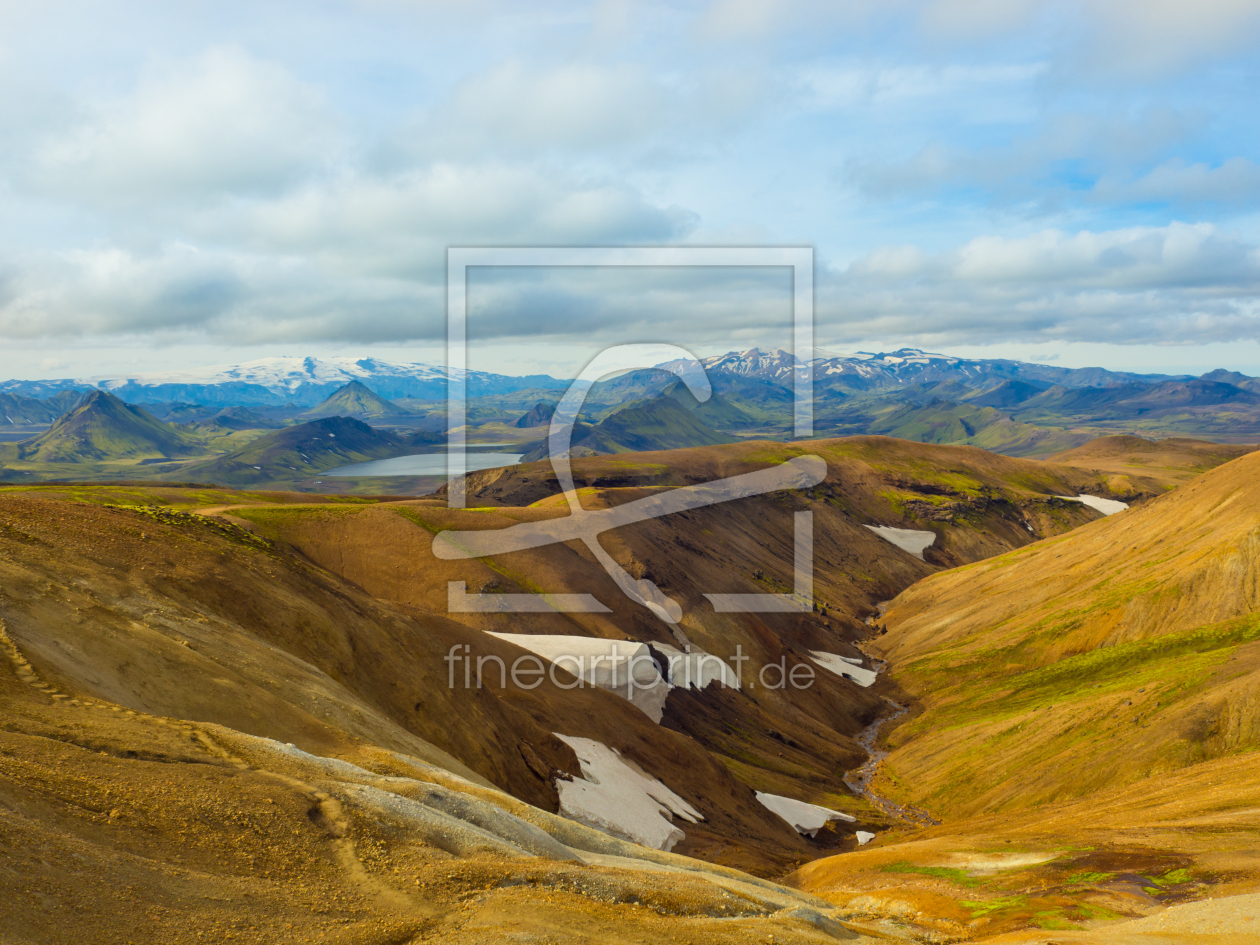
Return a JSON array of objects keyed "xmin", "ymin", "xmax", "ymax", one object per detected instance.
[
  {"xmin": 833, "ymin": 223, "xmax": 1260, "ymax": 346},
  {"xmin": 393, "ymin": 55, "xmax": 773, "ymax": 162},
  {"xmin": 441, "ymin": 59, "xmax": 673, "ymax": 151},
  {"xmin": 697, "ymin": 0, "xmax": 1260, "ymax": 79},
  {"xmin": 32, "ymin": 46, "xmax": 337, "ymax": 204},
  {"xmin": 802, "ymin": 62, "xmax": 1045, "ymax": 112},
  {"xmin": 917, "ymin": 0, "xmax": 1045, "ymax": 41},
  {"xmin": 1093, "ymin": 157, "xmax": 1260, "ymax": 208},
  {"xmin": 0, "ymin": 0, "xmax": 1257, "ymax": 373},
  {"xmin": 0, "ymin": 160, "xmax": 701, "ymax": 343},
  {"xmin": 1077, "ymin": 0, "xmax": 1260, "ymax": 78},
  {"xmin": 219, "ymin": 163, "xmax": 697, "ymax": 273},
  {"xmin": 844, "ymin": 108, "xmax": 1232, "ymax": 210}
]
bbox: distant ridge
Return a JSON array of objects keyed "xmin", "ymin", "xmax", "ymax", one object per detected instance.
[
  {"xmin": 0, "ymin": 390, "xmax": 87, "ymax": 426},
  {"xmin": 668, "ymin": 347, "xmax": 1198, "ymax": 392},
  {"xmin": 0, "ymin": 356, "xmax": 570, "ymax": 407}
]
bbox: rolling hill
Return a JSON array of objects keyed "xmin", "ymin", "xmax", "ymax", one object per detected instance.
[
  {"xmin": 1044, "ymin": 434, "xmax": 1259, "ymax": 488},
  {"xmin": 3, "ymin": 390, "xmax": 202, "ymax": 462},
  {"xmin": 265, "ymin": 434, "xmax": 1136, "ymax": 848}
]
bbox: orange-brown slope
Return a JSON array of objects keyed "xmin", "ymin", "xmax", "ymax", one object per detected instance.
[
  {"xmin": 866, "ymin": 448, "xmax": 1260, "ymax": 821},
  {"xmin": 235, "ymin": 436, "xmax": 1138, "ymax": 837},
  {"xmin": 1044, "ymin": 434, "xmax": 1259, "ymax": 489},
  {"xmin": 0, "ymin": 625, "xmax": 862, "ymax": 945},
  {"xmin": 0, "ymin": 491, "xmax": 818, "ymax": 875}
]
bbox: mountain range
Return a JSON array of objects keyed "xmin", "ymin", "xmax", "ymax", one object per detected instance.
[
  {"xmin": 4, "ymin": 348, "xmax": 1260, "ymax": 493},
  {"xmin": 0, "ymin": 355, "xmax": 568, "ymax": 407},
  {"xmin": 0, "ymin": 348, "xmax": 1214, "ymax": 411}
]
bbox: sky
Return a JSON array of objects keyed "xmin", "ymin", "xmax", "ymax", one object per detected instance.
[{"xmin": 1, "ymin": 0, "xmax": 1259, "ymax": 380}]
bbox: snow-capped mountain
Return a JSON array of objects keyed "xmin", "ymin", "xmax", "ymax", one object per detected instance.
[
  {"xmin": 1, "ymin": 357, "xmax": 569, "ymax": 407},
  {"xmin": 2, "ymin": 348, "xmax": 1194, "ymax": 410},
  {"xmin": 696, "ymin": 348, "xmax": 805, "ymax": 383},
  {"xmin": 679, "ymin": 348, "xmax": 1189, "ymax": 392}
]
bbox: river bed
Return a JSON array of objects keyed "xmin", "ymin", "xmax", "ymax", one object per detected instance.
[{"xmin": 844, "ymin": 608, "xmax": 941, "ymax": 829}]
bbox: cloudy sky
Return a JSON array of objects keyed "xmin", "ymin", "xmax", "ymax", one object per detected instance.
[{"xmin": 2, "ymin": 0, "xmax": 1259, "ymax": 379}]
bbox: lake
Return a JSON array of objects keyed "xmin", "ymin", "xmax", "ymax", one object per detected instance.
[{"xmin": 323, "ymin": 452, "xmax": 523, "ymax": 477}]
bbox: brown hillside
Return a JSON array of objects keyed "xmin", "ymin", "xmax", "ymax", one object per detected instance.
[
  {"xmin": 232, "ymin": 436, "xmax": 1138, "ymax": 847},
  {"xmin": 867, "ymin": 448, "xmax": 1260, "ymax": 820},
  {"xmin": 0, "ymin": 618, "xmax": 849, "ymax": 944},
  {"xmin": 0, "ymin": 491, "xmax": 827, "ymax": 876}
]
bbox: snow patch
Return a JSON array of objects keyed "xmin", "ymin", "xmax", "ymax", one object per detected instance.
[
  {"xmin": 1065, "ymin": 494, "xmax": 1128, "ymax": 516},
  {"xmin": 488, "ymin": 633, "xmax": 670, "ymax": 722},
  {"xmin": 554, "ymin": 735, "xmax": 701, "ymax": 851},
  {"xmin": 810, "ymin": 652, "xmax": 878, "ymax": 687},
  {"xmin": 652, "ymin": 643, "xmax": 741, "ymax": 690},
  {"xmin": 864, "ymin": 525, "xmax": 936, "ymax": 560},
  {"xmin": 754, "ymin": 792, "xmax": 854, "ymax": 837},
  {"xmin": 856, "ymin": 831, "xmax": 876, "ymax": 846}
]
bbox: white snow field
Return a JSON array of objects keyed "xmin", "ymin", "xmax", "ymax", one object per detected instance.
[
  {"xmin": 1065, "ymin": 494, "xmax": 1129, "ymax": 515},
  {"xmin": 554, "ymin": 735, "xmax": 702, "ymax": 851},
  {"xmin": 652, "ymin": 643, "xmax": 741, "ymax": 690},
  {"xmin": 809, "ymin": 652, "xmax": 878, "ymax": 687},
  {"xmin": 488, "ymin": 633, "xmax": 671, "ymax": 721},
  {"xmin": 863, "ymin": 525, "xmax": 936, "ymax": 560},
  {"xmin": 754, "ymin": 792, "xmax": 855, "ymax": 838},
  {"xmin": 856, "ymin": 831, "xmax": 876, "ymax": 846}
]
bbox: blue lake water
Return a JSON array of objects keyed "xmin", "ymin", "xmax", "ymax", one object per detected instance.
[{"xmin": 323, "ymin": 452, "xmax": 523, "ymax": 477}]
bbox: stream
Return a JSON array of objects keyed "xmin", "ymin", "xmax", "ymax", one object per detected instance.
[{"xmin": 844, "ymin": 606, "xmax": 941, "ymax": 829}]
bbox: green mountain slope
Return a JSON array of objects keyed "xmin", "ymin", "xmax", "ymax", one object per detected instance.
[
  {"xmin": 302, "ymin": 380, "xmax": 416, "ymax": 420},
  {"xmin": 820, "ymin": 399, "xmax": 1091, "ymax": 457},
  {"xmin": 179, "ymin": 416, "xmax": 441, "ymax": 486},
  {"xmin": 522, "ymin": 396, "xmax": 735, "ymax": 460},
  {"xmin": 6, "ymin": 390, "xmax": 201, "ymax": 462},
  {"xmin": 0, "ymin": 392, "xmax": 77, "ymax": 426}
]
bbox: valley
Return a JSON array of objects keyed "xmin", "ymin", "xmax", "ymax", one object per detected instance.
[{"xmin": 3, "ymin": 351, "xmax": 1260, "ymax": 943}]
